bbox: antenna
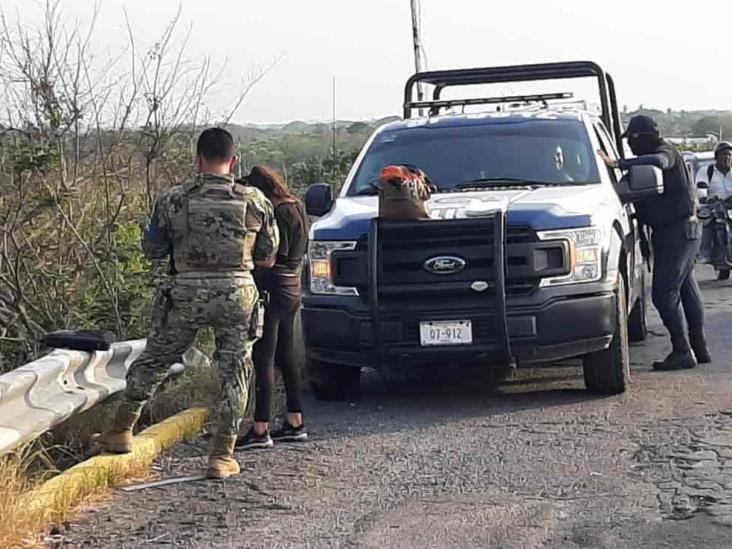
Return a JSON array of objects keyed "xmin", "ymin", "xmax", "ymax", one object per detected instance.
[
  {"xmin": 410, "ymin": 0, "xmax": 424, "ymax": 101},
  {"xmin": 332, "ymin": 77, "xmax": 337, "ymax": 161}
]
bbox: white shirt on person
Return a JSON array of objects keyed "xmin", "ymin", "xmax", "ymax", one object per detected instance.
[{"xmin": 707, "ymin": 166, "xmax": 732, "ymax": 199}]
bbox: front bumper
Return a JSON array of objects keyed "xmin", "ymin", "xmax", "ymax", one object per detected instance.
[{"xmin": 302, "ymin": 290, "xmax": 616, "ymax": 369}]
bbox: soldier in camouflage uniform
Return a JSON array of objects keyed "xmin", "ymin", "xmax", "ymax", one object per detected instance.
[{"xmin": 101, "ymin": 128, "xmax": 279, "ymax": 479}]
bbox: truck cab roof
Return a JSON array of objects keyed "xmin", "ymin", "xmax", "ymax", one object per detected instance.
[{"xmin": 378, "ymin": 110, "xmax": 590, "ymax": 134}]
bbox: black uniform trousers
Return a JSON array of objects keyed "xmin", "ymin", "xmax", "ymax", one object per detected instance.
[{"xmin": 650, "ymin": 218, "xmax": 705, "ymax": 345}]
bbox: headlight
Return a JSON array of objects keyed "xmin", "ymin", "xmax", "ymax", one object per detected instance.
[
  {"xmin": 308, "ymin": 241, "xmax": 359, "ymax": 295},
  {"xmin": 537, "ymin": 227, "xmax": 603, "ymax": 286}
]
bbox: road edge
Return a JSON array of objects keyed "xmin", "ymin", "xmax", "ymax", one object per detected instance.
[{"xmin": 22, "ymin": 407, "xmax": 209, "ymax": 521}]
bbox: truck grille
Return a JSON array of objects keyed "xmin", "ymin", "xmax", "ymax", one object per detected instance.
[
  {"xmin": 331, "ymin": 218, "xmax": 568, "ymax": 307},
  {"xmin": 376, "ymin": 219, "xmax": 539, "ymax": 302}
]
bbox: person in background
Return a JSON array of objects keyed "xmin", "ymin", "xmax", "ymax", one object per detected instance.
[
  {"xmin": 236, "ymin": 165, "xmax": 310, "ymax": 449},
  {"xmin": 703, "ymin": 141, "xmax": 732, "ymax": 200},
  {"xmin": 698, "ymin": 141, "xmax": 732, "ymax": 263},
  {"xmin": 600, "ymin": 115, "xmax": 711, "ymax": 371}
]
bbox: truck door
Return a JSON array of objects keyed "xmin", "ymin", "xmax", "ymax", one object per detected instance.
[{"xmin": 593, "ymin": 122, "xmax": 641, "ymax": 302}]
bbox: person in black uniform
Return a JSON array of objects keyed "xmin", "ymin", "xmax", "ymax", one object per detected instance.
[
  {"xmin": 600, "ymin": 114, "xmax": 711, "ymax": 370},
  {"xmin": 236, "ymin": 165, "xmax": 310, "ymax": 449}
]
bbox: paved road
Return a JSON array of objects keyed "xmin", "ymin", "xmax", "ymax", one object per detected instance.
[{"xmin": 61, "ymin": 268, "xmax": 732, "ymax": 548}]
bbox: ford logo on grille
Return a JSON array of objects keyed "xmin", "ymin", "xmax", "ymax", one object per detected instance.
[{"xmin": 424, "ymin": 256, "xmax": 466, "ymax": 275}]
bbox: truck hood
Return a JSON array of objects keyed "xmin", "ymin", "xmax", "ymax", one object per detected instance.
[{"xmin": 312, "ymin": 185, "xmax": 612, "ymax": 240}]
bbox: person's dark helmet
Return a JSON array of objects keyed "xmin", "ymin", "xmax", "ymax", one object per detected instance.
[{"xmin": 621, "ymin": 115, "xmax": 660, "ymax": 139}]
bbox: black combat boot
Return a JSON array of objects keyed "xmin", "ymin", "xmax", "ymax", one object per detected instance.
[
  {"xmin": 689, "ymin": 331, "xmax": 712, "ymax": 364},
  {"xmin": 653, "ymin": 333, "xmax": 697, "ymax": 371}
]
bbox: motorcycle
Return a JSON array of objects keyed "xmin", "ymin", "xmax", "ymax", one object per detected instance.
[{"xmin": 698, "ymin": 192, "xmax": 732, "ymax": 280}]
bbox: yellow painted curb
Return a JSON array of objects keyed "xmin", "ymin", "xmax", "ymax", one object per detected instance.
[{"xmin": 21, "ymin": 407, "xmax": 209, "ymax": 521}]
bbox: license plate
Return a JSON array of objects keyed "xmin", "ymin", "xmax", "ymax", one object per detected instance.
[{"xmin": 419, "ymin": 320, "xmax": 472, "ymax": 346}]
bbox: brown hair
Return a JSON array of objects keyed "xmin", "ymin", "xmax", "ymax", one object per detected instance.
[{"xmin": 249, "ymin": 165, "xmax": 294, "ymax": 201}]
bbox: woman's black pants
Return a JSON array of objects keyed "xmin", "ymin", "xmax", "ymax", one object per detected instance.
[{"xmin": 252, "ymin": 309, "xmax": 304, "ymax": 423}]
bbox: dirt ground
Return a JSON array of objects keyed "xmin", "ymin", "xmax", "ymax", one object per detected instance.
[{"xmin": 53, "ymin": 268, "xmax": 732, "ymax": 548}]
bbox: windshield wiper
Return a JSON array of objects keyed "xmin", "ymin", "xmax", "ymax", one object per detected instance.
[
  {"xmin": 455, "ymin": 177, "xmax": 554, "ymax": 189},
  {"xmin": 354, "ymin": 185, "xmax": 379, "ymax": 196},
  {"xmin": 455, "ymin": 177, "xmax": 591, "ymax": 189}
]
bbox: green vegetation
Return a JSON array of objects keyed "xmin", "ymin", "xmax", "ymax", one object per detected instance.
[{"xmin": 622, "ymin": 109, "xmax": 732, "ymax": 142}]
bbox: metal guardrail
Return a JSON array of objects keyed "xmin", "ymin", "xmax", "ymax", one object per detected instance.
[
  {"xmin": 0, "ymin": 340, "xmax": 146, "ymax": 456},
  {"xmin": 0, "ymin": 341, "xmax": 211, "ymax": 456}
]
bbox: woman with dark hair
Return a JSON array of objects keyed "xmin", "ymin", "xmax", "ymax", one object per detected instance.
[{"xmin": 236, "ymin": 165, "xmax": 310, "ymax": 449}]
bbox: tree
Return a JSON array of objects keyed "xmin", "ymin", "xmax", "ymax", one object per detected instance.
[
  {"xmin": 692, "ymin": 115, "xmax": 732, "ymax": 140},
  {"xmin": 346, "ymin": 121, "xmax": 372, "ymax": 135},
  {"xmin": 0, "ymin": 1, "xmax": 271, "ymax": 369}
]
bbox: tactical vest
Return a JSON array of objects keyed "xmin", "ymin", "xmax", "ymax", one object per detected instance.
[
  {"xmin": 169, "ymin": 176, "xmax": 257, "ymax": 273},
  {"xmin": 635, "ymin": 142, "xmax": 696, "ymax": 229}
]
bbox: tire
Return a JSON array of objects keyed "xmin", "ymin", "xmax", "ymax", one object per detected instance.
[
  {"xmin": 627, "ymin": 270, "xmax": 648, "ymax": 343},
  {"xmin": 308, "ymin": 360, "xmax": 361, "ymax": 400},
  {"xmin": 583, "ymin": 279, "xmax": 630, "ymax": 395},
  {"xmin": 717, "ymin": 268, "xmax": 731, "ymax": 281}
]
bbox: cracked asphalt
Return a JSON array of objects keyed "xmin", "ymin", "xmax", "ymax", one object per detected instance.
[{"xmin": 57, "ymin": 267, "xmax": 732, "ymax": 548}]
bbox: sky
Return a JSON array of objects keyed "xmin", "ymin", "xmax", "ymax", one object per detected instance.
[{"xmin": 2, "ymin": 0, "xmax": 731, "ymax": 124}]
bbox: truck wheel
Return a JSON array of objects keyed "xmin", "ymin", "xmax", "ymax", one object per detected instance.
[
  {"xmin": 583, "ymin": 280, "xmax": 630, "ymax": 395},
  {"xmin": 628, "ymin": 271, "xmax": 647, "ymax": 343},
  {"xmin": 308, "ymin": 360, "xmax": 361, "ymax": 400},
  {"xmin": 717, "ymin": 268, "xmax": 730, "ymax": 281}
]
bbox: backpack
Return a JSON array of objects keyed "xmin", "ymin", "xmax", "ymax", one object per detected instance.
[{"xmin": 377, "ymin": 165, "xmax": 433, "ymax": 222}]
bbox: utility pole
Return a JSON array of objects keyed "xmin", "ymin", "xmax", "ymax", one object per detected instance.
[{"xmin": 410, "ymin": 0, "xmax": 424, "ymax": 102}]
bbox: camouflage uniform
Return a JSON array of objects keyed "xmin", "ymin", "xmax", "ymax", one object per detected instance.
[{"xmin": 122, "ymin": 173, "xmax": 279, "ymax": 437}]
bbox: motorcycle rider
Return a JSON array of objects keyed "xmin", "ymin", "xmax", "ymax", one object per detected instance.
[
  {"xmin": 699, "ymin": 141, "xmax": 732, "ymax": 263},
  {"xmin": 600, "ymin": 115, "xmax": 711, "ymax": 370},
  {"xmin": 706, "ymin": 141, "xmax": 732, "ymax": 199}
]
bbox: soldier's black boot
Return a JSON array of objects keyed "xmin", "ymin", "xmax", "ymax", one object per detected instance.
[
  {"xmin": 689, "ymin": 331, "xmax": 712, "ymax": 364},
  {"xmin": 653, "ymin": 334, "xmax": 697, "ymax": 371}
]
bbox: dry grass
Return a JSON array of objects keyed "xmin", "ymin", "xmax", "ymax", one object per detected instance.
[
  {"xmin": 0, "ymin": 447, "xmax": 55, "ymax": 548},
  {"xmin": 0, "ymin": 408, "xmax": 208, "ymax": 548}
]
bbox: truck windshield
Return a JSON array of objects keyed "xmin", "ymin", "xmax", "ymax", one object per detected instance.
[{"xmin": 348, "ymin": 119, "xmax": 600, "ymax": 195}]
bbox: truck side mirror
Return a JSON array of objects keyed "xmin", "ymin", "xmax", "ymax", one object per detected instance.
[
  {"xmin": 305, "ymin": 183, "xmax": 334, "ymax": 217},
  {"xmin": 616, "ymin": 165, "xmax": 664, "ymax": 204}
]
